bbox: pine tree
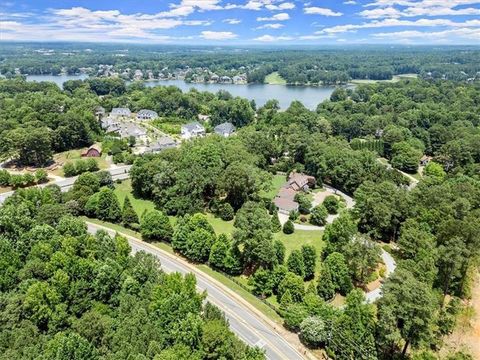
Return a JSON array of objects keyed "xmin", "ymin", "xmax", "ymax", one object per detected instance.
[
  {"xmin": 271, "ymin": 211, "xmax": 282, "ymax": 233},
  {"xmin": 122, "ymin": 196, "xmax": 139, "ymax": 227}
]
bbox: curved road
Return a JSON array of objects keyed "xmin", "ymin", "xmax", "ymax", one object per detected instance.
[{"xmin": 86, "ymin": 222, "xmax": 305, "ymax": 360}]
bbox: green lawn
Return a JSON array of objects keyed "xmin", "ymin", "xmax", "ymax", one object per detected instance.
[
  {"xmin": 275, "ymin": 230, "xmax": 324, "ymax": 274},
  {"xmin": 261, "ymin": 174, "xmax": 286, "ymax": 200},
  {"xmin": 264, "ymin": 71, "xmax": 287, "ymax": 85},
  {"xmin": 114, "ymin": 179, "xmax": 156, "ymax": 215}
]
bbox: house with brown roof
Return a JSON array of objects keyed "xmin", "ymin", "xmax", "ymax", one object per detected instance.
[{"xmin": 81, "ymin": 144, "xmax": 102, "ymax": 157}]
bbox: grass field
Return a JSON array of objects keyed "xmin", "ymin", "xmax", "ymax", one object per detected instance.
[
  {"xmin": 52, "ymin": 145, "xmax": 109, "ymax": 176},
  {"xmin": 350, "ymin": 73, "xmax": 418, "ymax": 85},
  {"xmin": 114, "ymin": 179, "xmax": 156, "ymax": 215},
  {"xmin": 261, "ymin": 174, "xmax": 286, "ymax": 200},
  {"xmin": 264, "ymin": 71, "xmax": 287, "ymax": 85}
]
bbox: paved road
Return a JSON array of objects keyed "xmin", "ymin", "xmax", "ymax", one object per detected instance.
[
  {"xmin": 86, "ymin": 222, "xmax": 305, "ymax": 360},
  {"xmin": 0, "ymin": 165, "xmax": 131, "ymax": 205}
]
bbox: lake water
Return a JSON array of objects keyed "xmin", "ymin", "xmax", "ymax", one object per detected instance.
[{"xmin": 26, "ymin": 74, "xmax": 338, "ymax": 109}]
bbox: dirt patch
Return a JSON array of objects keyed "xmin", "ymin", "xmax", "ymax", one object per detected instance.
[{"xmin": 441, "ymin": 272, "xmax": 480, "ymax": 359}]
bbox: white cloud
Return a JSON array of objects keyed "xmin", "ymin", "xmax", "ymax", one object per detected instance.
[
  {"xmin": 257, "ymin": 12, "xmax": 290, "ymax": 21},
  {"xmin": 320, "ymin": 18, "xmax": 480, "ymax": 34},
  {"xmin": 265, "ymin": 2, "xmax": 295, "ymax": 10},
  {"xmin": 361, "ymin": 0, "xmax": 480, "ymax": 18},
  {"xmin": 372, "ymin": 27, "xmax": 480, "ymax": 42},
  {"xmin": 201, "ymin": 30, "xmax": 238, "ymax": 40},
  {"xmin": 223, "ymin": 18, "xmax": 241, "ymax": 24},
  {"xmin": 304, "ymin": 7, "xmax": 343, "ymax": 16},
  {"xmin": 256, "ymin": 23, "xmax": 284, "ymax": 29},
  {"xmin": 253, "ymin": 34, "xmax": 294, "ymax": 41}
]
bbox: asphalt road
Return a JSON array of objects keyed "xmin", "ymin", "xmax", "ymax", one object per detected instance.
[{"xmin": 86, "ymin": 222, "xmax": 305, "ymax": 360}]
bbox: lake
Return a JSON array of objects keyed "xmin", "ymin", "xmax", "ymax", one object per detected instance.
[{"xmin": 26, "ymin": 74, "xmax": 338, "ymax": 109}]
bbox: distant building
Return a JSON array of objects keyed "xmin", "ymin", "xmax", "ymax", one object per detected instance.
[
  {"xmin": 145, "ymin": 136, "xmax": 177, "ymax": 153},
  {"xmin": 214, "ymin": 122, "xmax": 236, "ymax": 137},
  {"xmin": 181, "ymin": 121, "xmax": 206, "ymax": 140},
  {"xmin": 111, "ymin": 107, "xmax": 131, "ymax": 118},
  {"xmin": 101, "ymin": 117, "xmax": 121, "ymax": 133},
  {"xmin": 136, "ymin": 109, "xmax": 158, "ymax": 121},
  {"xmin": 420, "ymin": 155, "xmax": 432, "ymax": 166},
  {"xmin": 81, "ymin": 144, "xmax": 102, "ymax": 157},
  {"xmin": 118, "ymin": 123, "xmax": 147, "ymax": 144}
]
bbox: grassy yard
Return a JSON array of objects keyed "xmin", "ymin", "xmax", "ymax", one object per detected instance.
[
  {"xmin": 264, "ymin": 71, "xmax": 287, "ymax": 85},
  {"xmin": 261, "ymin": 174, "xmax": 286, "ymax": 200},
  {"xmin": 114, "ymin": 179, "xmax": 156, "ymax": 215},
  {"xmin": 52, "ymin": 145, "xmax": 109, "ymax": 176},
  {"xmin": 350, "ymin": 73, "xmax": 418, "ymax": 85}
]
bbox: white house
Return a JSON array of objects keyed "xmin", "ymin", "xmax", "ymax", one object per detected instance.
[
  {"xmin": 214, "ymin": 122, "xmax": 236, "ymax": 137},
  {"xmin": 136, "ymin": 109, "xmax": 158, "ymax": 121},
  {"xmin": 181, "ymin": 122, "xmax": 205, "ymax": 140},
  {"xmin": 111, "ymin": 107, "xmax": 131, "ymax": 118}
]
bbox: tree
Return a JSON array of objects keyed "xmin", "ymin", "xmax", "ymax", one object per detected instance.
[
  {"xmin": 219, "ymin": 202, "xmax": 234, "ymax": 221},
  {"xmin": 287, "ymin": 250, "xmax": 305, "ymax": 278},
  {"xmin": 344, "ymin": 235, "xmax": 381, "ymax": 285},
  {"xmin": 391, "ymin": 141, "xmax": 422, "ymax": 173},
  {"xmin": 140, "ymin": 210, "xmax": 173, "ymax": 242},
  {"xmin": 310, "ymin": 205, "xmax": 328, "ymax": 226},
  {"xmin": 277, "ymin": 272, "xmax": 305, "ymax": 303},
  {"xmin": 273, "ymin": 240, "xmax": 285, "ymax": 265},
  {"xmin": 186, "ymin": 228, "xmax": 216, "ymax": 263},
  {"xmin": 271, "ymin": 211, "xmax": 282, "ymax": 233},
  {"xmin": 249, "ymin": 268, "xmax": 275, "ymax": 298},
  {"xmin": 96, "ymin": 188, "xmax": 122, "ymax": 222},
  {"xmin": 122, "ymin": 196, "xmax": 139, "ymax": 227},
  {"xmin": 323, "ymin": 195, "xmax": 339, "ymax": 214},
  {"xmin": 322, "ymin": 252, "xmax": 352, "ymax": 295},
  {"xmin": 301, "ymin": 245, "xmax": 317, "ymax": 280},
  {"xmin": 283, "ymin": 220, "xmax": 295, "ymax": 234},
  {"xmin": 377, "ymin": 268, "xmax": 437, "ymax": 357},
  {"xmin": 300, "ymin": 316, "xmax": 327, "ymax": 348},
  {"xmin": 295, "ymin": 193, "xmax": 312, "ymax": 215}
]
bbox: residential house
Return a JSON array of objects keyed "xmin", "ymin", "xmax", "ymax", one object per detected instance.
[
  {"xmin": 145, "ymin": 136, "xmax": 177, "ymax": 153},
  {"xmin": 81, "ymin": 144, "xmax": 102, "ymax": 157},
  {"xmin": 214, "ymin": 122, "xmax": 236, "ymax": 137},
  {"xmin": 101, "ymin": 117, "xmax": 121, "ymax": 133},
  {"xmin": 118, "ymin": 123, "xmax": 148, "ymax": 144},
  {"xmin": 181, "ymin": 122, "xmax": 206, "ymax": 140},
  {"xmin": 111, "ymin": 107, "xmax": 131, "ymax": 119},
  {"xmin": 287, "ymin": 172, "xmax": 316, "ymax": 191},
  {"xmin": 136, "ymin": 109, "xmax": 158, "ymax": 121}
]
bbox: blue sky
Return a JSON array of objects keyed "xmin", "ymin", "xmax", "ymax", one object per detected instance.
[{"xmin": 1, "ymin": 0, "xmax": 479, "ymax": 44}]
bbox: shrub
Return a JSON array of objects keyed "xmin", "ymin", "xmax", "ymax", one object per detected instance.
[
  {"xmin": 310, "ymin": 205, "xmax": 328, "ymax": 226},
  {"xmin": 323, "ymin": 195, "xmax": 339, "ymax": 214},
  {"xmin": 219, "ymin": 203, "xmax": 234, "ymax": 221},
  {"xmin": 140, "ymin": 210, "xmax": 173, "ymax": 242},
  {"xmin": 283, "ymin": 220, "xmax": 295, "ymax": 234},
  {"xmin": 300, "ymin": 316, "xmax": 327, "ymax": 347},
  {"xmin": 35, "ymin": 169, "xmax": 49, "ymax": 184}
]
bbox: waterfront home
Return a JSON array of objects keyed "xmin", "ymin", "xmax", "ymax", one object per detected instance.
[
  {"xmin": 214, "ymin": 122, "xmax": 236, "ymax": 137},
  {"xmin": 136, "ymin": 109, "xmax": 158, "ymax": 121},
  {"xmin": 111, "ymin": 107, "xmax": 131, "ymax": 118},
  {"xmin": 181, "ymin": 122, "xmax": 206, "ymax": 140}
]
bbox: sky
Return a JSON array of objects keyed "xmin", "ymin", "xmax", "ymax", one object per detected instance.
[{"xmin": 1, "ymin": 0, "xmax": 479, "ymax": 45}]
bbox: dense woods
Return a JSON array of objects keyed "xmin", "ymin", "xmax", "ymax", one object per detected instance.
[
  {"xmin": 0, "ymin": 186, "xmax": 264, "ymax": 359},
  {"xmin": 2, "ymin": 43, "xmax": 480, "ymax": 84}
]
